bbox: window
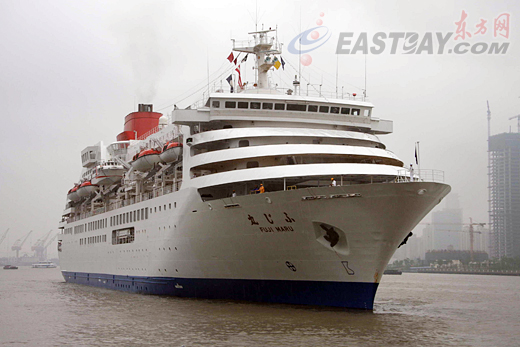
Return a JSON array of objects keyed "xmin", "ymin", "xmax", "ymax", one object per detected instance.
[
  {"xmin": 137, "ymin": 211, "xmax": 140, "ymax": 221},
  {"xmin": 262, "ymin": 103, "xmax": 273, "ymax": 110},
  {"xmin": 133, "ymin": 211, "xmax": 136, "ymax": 221},
  {"xmin": 341, "ymin": 107, "xmax": 350, "ymax": 115},
  {"xmin": 159, "ymin": 206, "xmax": 161, "ymax": 212},
  {"xmin": 239, "ymin": 140, "xmax": 249, "ymax": 147},
  {"xmin": 145, "ymin": 208, "xmax": 148, "ymax": 219},
  {"xmin": 141, "ymin": 208, "xmax": 144, "ymax": 220},
  {"xmin": 364, "ymin": 109, "xmax": 370, "ymax": 117},
  {"xmin": 238, "ymin": 102, "xmax": 248, "ymax": 109},
  {"xmin": 319, "ymin": 106, "xmax": 329, "ymax": 113},
  {"xmin": 246, "ymin": 161, "xmax": 259, "ymax": 168},
  {"xmin": 212, "ymin": 101, "xmax": 220, "ymax": 108},
  {"xmin": 225, "ymin": 101, "xmax": 236, "ymax": 108},
  {"xmin": 250, "ymin": 102, "xmax": 260, "ymax": 109},
  {"xmin": 330, "ymin": 107, "xmax": 340, "ymax": 114},
  {"xmin": 169, "ymin": 203, "xmax": 171, "ymax": 209},
  {"xmin": 112, "ymin": 227, "xmax": 135, "ymax": 245},
  {"xmin": 352, "ymin": 108, "xmax": 360, "ymax": 116},
  {"xmin": 308, "ymin": 105, "xmax": 318, "ymax": 112},
  {"xmin": 275, "ymin": 103, "xmax": 285, "ymax": 110},
  {"xmin": 287, "ymin": 104, "xmax": 306, "ymax": 111}
]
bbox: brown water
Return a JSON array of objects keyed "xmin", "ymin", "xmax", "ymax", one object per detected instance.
[{"xmin": 1, "ymin": 267, "xmax": 519, "ymax": 346}]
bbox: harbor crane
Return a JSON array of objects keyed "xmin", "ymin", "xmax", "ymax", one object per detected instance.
[
  {"xmin": 38, "ymin": 233, "xmax": 58, "ymax": 260},
  {"xmin": 0, "ymin": 228, "xmax": 9, "ymax": 246},
  {"xmin": 32, "ymin": 230, "xmax": 54, "ymax": 260},
  {"xmin": 509, "ymin": 114, "xmax": 520, "ymax": 133},
  {"xmin": 11, "ymin": 230, "xmax": 33, "ymax": 259}
]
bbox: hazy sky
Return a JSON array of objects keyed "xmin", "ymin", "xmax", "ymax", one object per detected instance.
[{"xmin": 1, "ymin": 0, "xmax": 518, "ymax": 258}]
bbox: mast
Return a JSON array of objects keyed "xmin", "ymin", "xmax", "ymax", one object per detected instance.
[{"xmin": 232, "ymin": 28, "xmax": 281, "ymax": 90}]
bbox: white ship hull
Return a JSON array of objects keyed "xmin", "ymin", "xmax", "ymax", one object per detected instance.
[{"xmin": 59, "ymin": 181, "xmax": 449, "ymax": 309}]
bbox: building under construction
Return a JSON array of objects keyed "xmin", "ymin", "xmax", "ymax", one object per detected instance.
[{"xmin": 489, "ymin": 132, "xmax": 520, "ymax": 258}]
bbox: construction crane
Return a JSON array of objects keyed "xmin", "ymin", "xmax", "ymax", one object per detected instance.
[
  {"xmin": 11, "ymin": 230, "xmax": 33, "ymax": 259},
  {"xmin": 509, "ymin": 114, "xmax": 520, "ymax": 133},
  {"xmin": 0, "ymin": 228, "xmax": 9, "ymax": 246},
  {"xmin": 32, "ymin": 230, "xmax": 53, "ymax": 261},
  {"xmin": 420, "ymin": 220, "xmax": 486, "ymax": 262}
]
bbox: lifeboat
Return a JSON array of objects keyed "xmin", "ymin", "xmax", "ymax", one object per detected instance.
[
  {"xmin": 67, "ymin": 186, "xmax": 81, "ymax": 202},
  {"xmin": 77, "ymin": 180, "xmax": 99, "ymax": 198},
  {"xmin": 91, "ymin": 161, "xmax": 126, "ymax": 186},
  {"xmin": 131, "ymin": 148, "xmax": 161, "ymax": 172},
  {"xmin": 160, "ymin": 142, "xmax": 183, "ymax": 163}
]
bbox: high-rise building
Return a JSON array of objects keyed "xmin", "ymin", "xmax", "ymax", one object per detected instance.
[
  {"xmin": 489, "ymin": 132, "xmax": 520, "ymax": 258},
  {"xmin": 431, "ymin": 194, "xmax": 463, "ymax": 250}
]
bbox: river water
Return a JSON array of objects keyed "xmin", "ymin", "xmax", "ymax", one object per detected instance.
[{"xmin": 1, "ymin": 267, "xmax": 519, "ymax": 346}]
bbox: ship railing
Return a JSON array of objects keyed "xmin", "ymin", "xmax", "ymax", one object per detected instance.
[
  {"xmin": 68, "ymin": 180, "xmax": 185, "ymax": 224},
  {"xmin": 138, "ymin": 126, "xmax": 161, "ymax": 141},
  {"xmin": 396, "ymin": 169, "xmax": 445, "ymax": 183}
]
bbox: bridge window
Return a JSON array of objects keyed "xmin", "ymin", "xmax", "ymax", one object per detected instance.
[
  {"xmin": 225, "ymin": 101, "xmax": 236, "ymax": 108},
  {"xmin": 212, "ymin": 101, "xmax": 220, "ymax": 108},
  {"xmin": 275, "ymin": 103, "xmax": 285, "ymax": 110},
  {"xmin": 238, "ymin": 102, "xmax": 248, "ymax": 109},
  {"xmin": 352, "ymin": 108, "xmax": 360, "ymax": 116},
  {"xmin": 250, "ymin": 102, "xmax": 261, "ymax": 109},
  {"xmin": 330, "ymin": 107, "xmax": 340, "ymax": 114},
  {"xmin": 287, "ymin": 104, "xmax": 306, "ymax": 111},
  {"xmin": 262, "ymin": 103, "xmax": 273, "ymax": 109},
  {"xmin": 308, "ymin": 105, "xmax": 318, "ymax": 112},
  {"xmin": 319, "ymin": 106, "xmax": 329, "ymax": 113},
  {"xmin": 239, "ymin": 140, "xmax": 250, "ymax": 147},
  {"xmin": 341, "ymin": 107, "xmax": 350, "ymax": 115}
]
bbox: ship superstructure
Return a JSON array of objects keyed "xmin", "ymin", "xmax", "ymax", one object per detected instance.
[{"xmin": 58, "ymin": 28, "xmax": 450, "ymax": 309}]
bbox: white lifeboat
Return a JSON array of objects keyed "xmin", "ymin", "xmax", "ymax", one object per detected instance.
[
  {"xmin": 160, "ymin": 142, "xmax": 182, "ymax": 163},
  {"xmin": 77, "ymin": 180, "xmax": 99, "ymax": 198},
  {"xmin": 131, "ymin": 149, "xmax": 161, "ymax": 172},
  {"xmin": 91, "ymin": 161, "xmax": 125, "ymax": 186},
  {"xmin": 67, "ymin": 186, "xmax": 81, "ymax": 202}
]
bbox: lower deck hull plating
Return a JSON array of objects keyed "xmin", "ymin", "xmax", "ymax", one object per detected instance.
[{"xmin": 62, "ymin": 271, "xmax": 379, "ymax": 309}]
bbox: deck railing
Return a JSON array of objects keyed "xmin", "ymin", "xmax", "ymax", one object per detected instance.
[
  {"xmin": 68, "ymin": 181, "xmax": 182, "ymax": 223},
  {"xmin": 396, "ymin": 169, "xmax": 445, "ymax": 183}
]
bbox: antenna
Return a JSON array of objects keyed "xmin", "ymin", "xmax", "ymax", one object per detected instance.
[
  {"xmin": 487, "ymin": 101, "xmax": 491, "ymax": 255},
  {"xmin": 364, "ymin": 54, "xmax": 367, "ymax": 101},
  {"xmin": 298, "ymin": 6, "xmax": 301, "ymax": 95},
  {"xmin": 335, "ymin": 54, "xmax": 339, "ymax": 98}
]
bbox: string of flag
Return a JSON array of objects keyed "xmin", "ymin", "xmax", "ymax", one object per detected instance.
[{"xmin": 225, "ymin": 51, "xmax": 286, "ymax": 92}]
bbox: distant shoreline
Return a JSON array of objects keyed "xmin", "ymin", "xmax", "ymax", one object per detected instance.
[{"xmin": 404, "ymin": 269, "xmax": 520, "ymax": 276}]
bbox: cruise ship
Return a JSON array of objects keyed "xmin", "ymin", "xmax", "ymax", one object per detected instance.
[{"xmin": 58, "ymin": 29, "xmax": 450, "ymax": 309}]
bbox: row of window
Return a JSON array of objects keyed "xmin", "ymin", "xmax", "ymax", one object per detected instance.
[
  {"xmin": 80, "ymin": 235, "xmax": 107, "ymax": 245},
  {"xmin": 213, "ymin": 100, "xmax": 364, "ymax": 116},
  {"xmin": 89, "ymin": 219, "xmax": 106, "ymax": 232},
  {"xmin": 111, "ymin": 208, "xmax": 149, "ymax": 227},
  {"xmin": 67, "ymin": 201, "xmax": 180, "ymax": 236}
]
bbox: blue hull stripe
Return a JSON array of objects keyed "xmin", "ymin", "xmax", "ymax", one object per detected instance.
[{"xmin": 61, "ymin": 271, "xmax": 378, "ymax": 310}]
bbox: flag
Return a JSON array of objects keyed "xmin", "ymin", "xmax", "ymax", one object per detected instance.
[
  {"xmin": 281, "ymin": 56, "xmax": 285, "ymax": 70},
  {"xmin": 227, "ymin": 52, "xmax": 234, "ymax": 63},
  {"xmin": 414, "ymin": 143, "xmax": 418, "ymax": 164},
  {"xmin": 241, "ymin": 54, "xmax": 248, "ymax": 63},
  {"xmin": 226, "ymin": 74, "xmax": 233, "ymax": 93},
  {"xmin": 235, "ymin": 65, "xmax": 243, "ymax": 88},
  {"xmin": 274, "ymin": 60, "xmax": 281, "ymax": 70},
  {"xmin": 233, "ymin": 53, "xmax": 241, "ymax": 65}
]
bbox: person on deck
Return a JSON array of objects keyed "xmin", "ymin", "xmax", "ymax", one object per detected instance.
[{"xmin": 258, "ymin": 184, "xmax": 265, "ymax": 194}]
